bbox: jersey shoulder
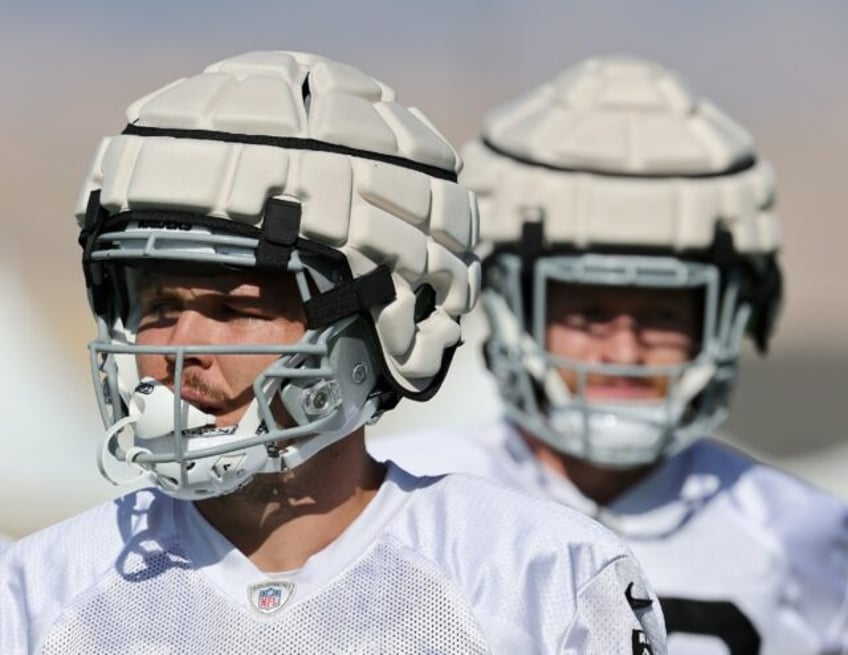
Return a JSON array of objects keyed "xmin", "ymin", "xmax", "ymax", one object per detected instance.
[
  {"xmin": 691, "ymin": 440, "xmax": 848, "ymax": 582},
  {"xmin": 696, "ymin": 440, "xmax": 848, "ymax": 643},
  {"xmin": 0, "ymin": 488, "xmax": 170, "ymax": 615},
  {"xmin": 386, "ymin": 469, "xmax": 666, "ymax": 652},
  {"xmin": 391, "ymin": 468, "xmax": 639, "ymax": 588},
  {"xmin": 692, "ymin": 439, "xmax": 848, "ymax": 538}
]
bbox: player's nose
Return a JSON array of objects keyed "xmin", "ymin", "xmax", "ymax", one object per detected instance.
[
  {"xmin": 599, "ymin": 315, "xmax": 644, "ymax": 365},
  {"xmin": 163, "ymin": 310, "xmax": 215, "ymax": 369}
]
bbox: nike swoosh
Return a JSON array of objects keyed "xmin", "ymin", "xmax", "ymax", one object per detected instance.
[{"xmin": 625, "ymin": 582, "xmax": 654, "ymax": 610}]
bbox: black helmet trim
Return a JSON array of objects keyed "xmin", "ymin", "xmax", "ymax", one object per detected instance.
[
  {"xmin": 78, "ymin": 192, "xmax": 407, "ymax": 334},
  {"xmin": 480, "ymin": 136, "xmax": 758, "ymax": 180},
  {"xmin": 123, "ymin": 123, "xmax": 458, "ymax": 182},
  {"xmin": 304, "ymin": 265, "xmax": 396, "ymax": 329},
  {"xmin": 486, "ymin": 220, "xmax": 768, "ymax": 271}
]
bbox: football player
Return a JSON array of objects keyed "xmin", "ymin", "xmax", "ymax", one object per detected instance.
[
  {"xmin": 0, "ymin": 51, "xmax": 665, "ymax": 653},
  {"xmin": 372, "ymin": 55, "xmax": 848, "ymax": 653}
]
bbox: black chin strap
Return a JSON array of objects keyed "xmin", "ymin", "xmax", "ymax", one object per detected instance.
[
  {"xmin": 304, "ymin": 265, "xmax": 396, "ymax": 329},
  {"xmin": 255, "ymin": 198, "xmax": 301, "ymax": 271}
]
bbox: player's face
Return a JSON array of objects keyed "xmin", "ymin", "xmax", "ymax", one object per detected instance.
[
  {"xmin": 134, "ymin": 269, "xmax": 306, "ymax": 428},
  {"xmin": 545, "ymin": 283, "xmax": 699, "ymax": 401}
]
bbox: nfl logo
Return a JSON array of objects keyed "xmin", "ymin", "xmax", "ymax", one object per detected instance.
[
  {"xmin": 258, "ymin": 587, "xmax": 281, "ymax": 610},
  {"xmin": 248, "ymin": 580, "xmax": 295, "ymax": 615}
]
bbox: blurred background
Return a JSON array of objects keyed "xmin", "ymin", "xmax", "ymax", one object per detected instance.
[{"xmin": 1, "ymin": 0, "xmax": 845, "ymax": 538}]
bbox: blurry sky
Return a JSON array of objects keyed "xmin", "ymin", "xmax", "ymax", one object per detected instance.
[
  {"xmin": 3, "ymin": 0, "xmax": 845, "ymax": 349},
  {"xmin": 1, "ymin": 1, "xmax": 846, "ymax": 533}
]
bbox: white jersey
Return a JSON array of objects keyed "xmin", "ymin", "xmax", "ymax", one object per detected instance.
[
  {"xmin": 0, "ymin": 462, "xmax": 664, "ymax": 655},
  {"xmin": 370, "ymin": 422, "xmax": 848, "ymax": 655},
  {"xmin": 0, "ymin": 532, "xmax": 11, "ymax": 552}
]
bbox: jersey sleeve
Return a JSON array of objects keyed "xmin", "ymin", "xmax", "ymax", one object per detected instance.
[
  {"xmin": 789, "ymin": 497, "xmax": 848, "ymax": 653},
  {"xmin": 561, "ymin": 554, "xmax": 667, "ymax": 655},
  {"xmin": 746, "ymin": 465, "xmax": 848, "ymax": 652}
]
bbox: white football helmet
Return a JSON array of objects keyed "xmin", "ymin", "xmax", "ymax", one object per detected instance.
[
  {"xmin": 461, "ymin": 55, "xmax": 782, "ymax": 467},
  {"xmin": 76, "ymin": 51, "xmax": 480, "ymax": 499}
]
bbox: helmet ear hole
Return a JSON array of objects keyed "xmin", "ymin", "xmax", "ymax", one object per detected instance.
[{"xmin": 413, "ymin": 284, "xmax": 436, "ymax": 322}]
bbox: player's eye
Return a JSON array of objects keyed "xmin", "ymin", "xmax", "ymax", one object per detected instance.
[
  {"xmin": 582, "ymin": 306, "xmax": 616, "ymax": 325},
  {"xmin": 559, "ymin": 306, "xmax": 616, "ymax": 330},
  {"xmin": 142, "ymin": 299, "xmax": 180, "ymax": 320},
  {"xmin": 216, "ymin": 302, "xmax": 269, "ymax": 323},
  {"xmin": 640, "ymin": 307, "xmax": 689, "ymax": 330}
]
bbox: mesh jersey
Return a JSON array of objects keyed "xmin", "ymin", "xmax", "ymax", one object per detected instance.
[
  {"xmin": 369, "ymin": 423, "xmax": 848, "ymax": 655},
  {"xmin": 0, "ymin": 533, "xmax": 10, "ymax": 552},
  {"xmin": 0, "ymin": 463, "xmax": 665, "ymax": 655}
]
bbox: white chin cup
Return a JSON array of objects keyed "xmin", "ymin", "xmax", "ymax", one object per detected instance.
[
  {"xmin": 103, "ymin": 378, "xmax": 274, "ymax": 500},
  {"xmin": 536, "ymin": 354, "xmax": 716, "ymax": 467},
  {"xmin": 129, "ymin": 378, "xmax": 217, "ymax": 439},
  {"xmin": 546, "ymin": 401, "xmax": 679, "ymax": 467}
]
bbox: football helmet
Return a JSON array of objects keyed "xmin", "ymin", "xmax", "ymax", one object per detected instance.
[
  {"xmin": 461, "ymin": 55, "xmax": 781, "ymax": 467},
  {"xmin": 76, "ymin": 51, "xmax": 480, "ymax": 499}
]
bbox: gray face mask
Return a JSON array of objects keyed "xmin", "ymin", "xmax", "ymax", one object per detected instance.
[
  {"xmin": 90, "ymin": 243, "xmax": 382, "ymax": 501},
  {"xmin": 483, "ymin": 252, "xmax": 746, "ymax": 467},
  {"xmin": 95, "ymin": 314, "xmax": 383, "ymax": 501}
]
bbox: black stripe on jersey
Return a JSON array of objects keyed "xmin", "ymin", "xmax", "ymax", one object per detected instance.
[{"xmin": 660, "ymin": 596, "xmax": 761, "ymax": 654}]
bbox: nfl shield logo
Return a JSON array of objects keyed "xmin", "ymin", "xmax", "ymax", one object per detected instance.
[{"xmin": 248, "ymin": 580, "xmax": 295, "ymax": 615}]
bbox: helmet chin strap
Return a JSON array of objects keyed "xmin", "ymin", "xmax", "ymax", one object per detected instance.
[
  {"xmin": 131, "ymin": 379, "xmax": 218, "ymax": 440},
  {"xmin": 98, "ymin": 378, "xmax": 222, "ymax": 487},
  {"xmin": 99, "ymin": 372, "xmax": 380, "ymax": 496},
  {"xmin": 100, "ymin": 377, "xmax": 281, "ymax": 494}
]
